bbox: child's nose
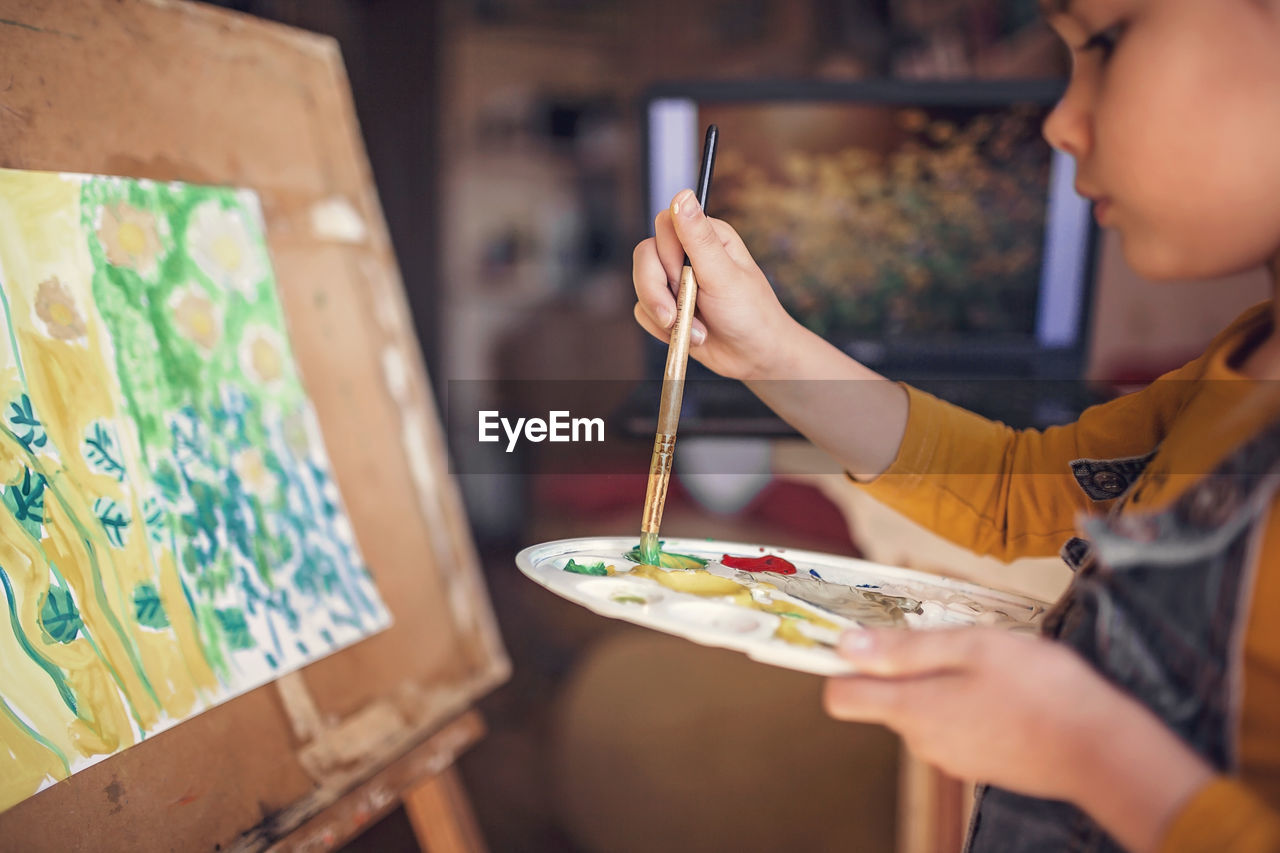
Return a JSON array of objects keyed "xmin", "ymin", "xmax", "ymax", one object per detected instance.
[{"xmin": 1043, "ymin": 80, "xmax": 1092, "ymax": 160}]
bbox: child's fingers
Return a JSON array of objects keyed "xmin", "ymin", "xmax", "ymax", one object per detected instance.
[
  {"xmin": 823, "ymin": 673, "xmax": 953, "ymax": 724},
  {"xmin": 707, "ymin": 217, "xmax": 755, "ymax": 268},
  {"xmin": 632, "ymin": 237, "xmax": 677, "ymax": 329},
  {"xmin": 633, "ymin": 302, "xmax": 668, "ymax": 343},
  {"xmin": 836, "ymin": 628, "xmax": 994, "ymax": 677},
  {"xmin": 633, "ymin": 302, "xmax": 707, "ymax": 346},
  {"xmin": 669, "ymin": 189, "xmax": 741, "ymax": 293},
  {"xmin": 653, "ymin": 210, "xmax": 687, "ymax": 287},
  {"xmin": 658, "ymin": 207, "xmax": 756, "ymax": 283}
]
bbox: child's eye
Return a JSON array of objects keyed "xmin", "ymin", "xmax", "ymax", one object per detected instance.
[{"xmin": 1079, "ymin": 23, "xmax": 1125, "ymax": 61}]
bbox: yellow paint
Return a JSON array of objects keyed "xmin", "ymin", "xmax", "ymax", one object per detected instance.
[
  {"xmin": 212, "ymin": 234, "xmax": 243, "ymax": 271},
  {"xmin": 622, "ymin": 564, "xmax": 841, "ymax": 647},
  {"xmin": 249, "ymin": 336, "xmax": 283, "ymax": 383},
  {"xmin": 3, "ymin": 472, "xmax": 138, "ymax": 756},
  {"xmin": 0, "ymin": 171, "xmax": 220, "ymax": 801},
  {"xmin": 46, "ymin": 300, "xmax": 73, "ymax": 328},
  {"xmin": 115, "ymin": 222, "xmax": 146, "ymax": 256},
  {"xmin": 774, "ymin": 618, "xmax": 821, "ymax": 648},
  {"xmin": 627, "ymin": 563, "xmax": 745, "ymax": 597},
  {"xmin": 0, "ymin": 700, "xmax": 67, "ymax": 809},
  {"xmin": 189, "ymin": 313, "xmax": 214, "ymax": 343},
  {"xmin": 0, "ymin": 532, "xmax": 78, "ymax": 761}
]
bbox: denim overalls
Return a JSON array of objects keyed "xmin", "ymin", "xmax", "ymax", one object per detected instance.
[{"xmin": 965, "ymin": 420, "xmax": 1280, "ymax": 851}]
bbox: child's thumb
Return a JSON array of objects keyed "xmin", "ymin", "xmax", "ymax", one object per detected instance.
[{"xmin": 670, "ymin": 189, "xmax": 735, "ymax": 287}]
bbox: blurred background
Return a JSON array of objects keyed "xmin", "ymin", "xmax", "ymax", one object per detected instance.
[{"xmin": 202, "ymin": 1, "xmax": 1271, "ymax": 850}]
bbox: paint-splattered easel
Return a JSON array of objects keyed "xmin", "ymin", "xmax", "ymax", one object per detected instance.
[{"xmin": 0, "ymin": 1, "xmax": 507, "ymax": 849}]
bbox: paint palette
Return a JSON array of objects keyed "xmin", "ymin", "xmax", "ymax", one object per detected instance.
[{"xmin": 516, "ymin": 536, "xmax": 1050, "ymax": 676}]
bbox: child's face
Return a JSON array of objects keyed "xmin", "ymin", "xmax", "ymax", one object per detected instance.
[{"xmin": 1043, "ymin": 0, "xmax": 1280, "ymax": 280}]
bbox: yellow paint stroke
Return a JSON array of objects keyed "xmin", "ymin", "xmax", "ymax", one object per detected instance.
[
  {"xmin": 0, "ymin": 533, "xmax": 78, "ymax": 757},
  {"xmin": 0, "ymin": 695, "xmax": 68, "ymax": 809},
  {"xmin": 0, "ymin": 172, "xmax": 216, "ymax": 794},
  {"xmin": 627, "ymin": 563, "xmax": 745, "ymax": 597},
  {"xmin": 619, "ymin": 564, "xmax": 841, "ymax": 647}
]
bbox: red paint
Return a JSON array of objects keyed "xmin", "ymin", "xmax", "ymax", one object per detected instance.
[{"xmin": 721, "ymin": 553, "xmax": 797, "ymax": 575}]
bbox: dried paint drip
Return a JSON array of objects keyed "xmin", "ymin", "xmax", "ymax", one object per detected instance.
[
  {"xmin": 622, "ymin": 542, "xmax": 708, "ymax": 570},
  {"xmin": 563, "ymin": 559, "xmax": 610, "ymax": 577},
  {"xmin": 720, "ymin": 553, "xmax": 797, "ymax": 575}
]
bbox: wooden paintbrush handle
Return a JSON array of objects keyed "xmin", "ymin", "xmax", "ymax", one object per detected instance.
[
  {"xmin": 657, "ymin": 264, "xmax": 698, "ymax": 434},
  {"xmin": 641, "ymin": 432, "xmax": 676, "ymax": 538},
  {"xmin": 641, "ymin": 264, "xmax": 698, "ymax": 541}
]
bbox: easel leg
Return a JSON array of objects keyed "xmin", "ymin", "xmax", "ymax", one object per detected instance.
[
  {"xmin": 898, "ymin": 749, "xmax": 971, "ymax": 853},
  {"xmin": 403, "ymin": 765, "xmax": 488, "ymax": 853}
]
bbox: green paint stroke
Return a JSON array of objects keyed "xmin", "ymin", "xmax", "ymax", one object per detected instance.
[
  {"xmin": 81, "ymin": 180, "xmax": 300, "ymax": 449},
  {"xmin": 39, "ymin": 584, "xmax": 82, "ymax": 644},
  {"xmin": 623, "ymin": 542, "xmax": 708, "ymax": 569},
  {"xmin": 0, "ymin": 342, "xmax": 163, "ymax": 728},
  {"xmin": 131, "ymin": 583, "xmax": 169, "ymax": 630},
  {"xmin": 0, "ymin": 566, "xmax": 77, "ymax": 715},
  {"xmin": 78, "ymin": 177, "xmax": 382, "ymax": 674},
  {"xmin": 563, "ymin": 559, "xmax": 609, "ymax": 577},
  {"xmin": 0, "ymin": 280, "xmax": 30, "ymax": 387},
  {"xmin": 0, "ymin": 693, "xmax": 70, "ymax": 777}
]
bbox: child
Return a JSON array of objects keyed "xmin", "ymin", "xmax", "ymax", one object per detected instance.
[{"xmin": 631, "ymin": 1, "xmax": 1280, "ymax": 850}]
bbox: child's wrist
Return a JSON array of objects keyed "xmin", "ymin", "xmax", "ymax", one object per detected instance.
[
  {"xmin": 739, "ymin": 313, "xmax": 807, "ymax": 382},
  {"xmin": 1065, "ymin": 694, "xmax": 1214, "ymax": 852}
]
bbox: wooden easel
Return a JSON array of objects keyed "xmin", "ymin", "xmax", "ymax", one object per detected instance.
[{"xmin": 0, "ymin": 1, "xmax": 507, "ymax": 849}]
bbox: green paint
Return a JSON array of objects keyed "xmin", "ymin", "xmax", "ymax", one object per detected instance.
[
  {"xmin": 131, "ymin": 583, "xmax": 169, "ymax": 630},
  {"xmin": 2, "ymin": 467, "xmax": 45, "ymax": 539},
  {"xmin": 638, "ymin": 531, "xmax": 660, "ymax": 566},
  {"xmin": 7, "ymin": 395, "xmax": 46, "ymax": 452},
  {"xmin": 0, "ymin": 283, "xmax": 30, "ymax": 387},
  {"xmin": 623, "ymin": 542, "xmax": 708, "ymax": 569},
  {"xmin": 195, "ymin": 604, "xmax": 230, "ymax": 683},
  {"xmin": 214, "ymin": 608, "xmax": 254, "ymax": 651},
  {"xmin": 39, "ymin": 585, "xmax": 82, "ymax": 644},
  {"xmin": 92, "ymin": 497, "xmax": 130, "ymax": 548},
  {"xmin": 0, "ymin": 566, "xmax": 78, "ymax": 715},
  {"xmin": 0, "ymin": 421, "xmax": 162, "ymax": 721},
  {"xmin": 0, "ymin": 693, "xmax": 70, "ymax": 777},
  {"xmin": 563, "ymin": 559, "xmax": 608, "ymax": 577}
]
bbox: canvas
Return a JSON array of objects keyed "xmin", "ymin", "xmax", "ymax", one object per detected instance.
[{"xmin": 0, "ymin": 169, "xmax": 392, "ymax": 812}]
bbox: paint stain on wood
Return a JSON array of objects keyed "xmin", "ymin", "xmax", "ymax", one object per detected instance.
[{"xmin": 105, "ymin": 777, "xmax": 125, "ymax": 814}]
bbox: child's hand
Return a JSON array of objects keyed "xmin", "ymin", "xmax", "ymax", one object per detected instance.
[
  {"xmin": 632, "ymin": 189, "xmax": 799, "ymax": 381},
  {"xmin": 825, "ymin": 627, "xmax": 1213, "ymax": 852}
]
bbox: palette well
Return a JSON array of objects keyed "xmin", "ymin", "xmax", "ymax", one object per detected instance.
[{"xmin": 516, "ymin": 536, "xmax": 1050, "ymax": 676}]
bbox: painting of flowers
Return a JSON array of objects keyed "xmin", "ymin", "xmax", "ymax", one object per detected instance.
[{"xmin": 0, "ymin": 168, "xmax": 392, "ymax": 813}]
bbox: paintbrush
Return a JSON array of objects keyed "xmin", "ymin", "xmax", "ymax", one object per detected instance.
[{"xmin": 639, "ymin": 124, "xmax": 719, "ymax": 566}]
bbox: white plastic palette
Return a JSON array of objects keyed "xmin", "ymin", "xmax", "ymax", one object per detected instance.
[{"xmin": 516, "ymin": 536, "xmax": 1050, "ymax": 676}]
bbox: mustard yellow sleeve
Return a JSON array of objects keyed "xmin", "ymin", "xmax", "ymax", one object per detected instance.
[
  {"xmin": 852, "ymin": 368, "xmax": 1203, "ymax": 562},
  {"xmin": 1160, "ymin": 777, "xmax": 1280, "ymax": 853}
]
